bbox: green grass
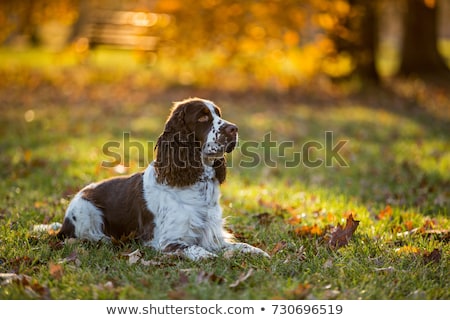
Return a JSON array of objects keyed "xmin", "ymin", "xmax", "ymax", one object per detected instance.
[{"xmin": 0, "ymin": 49, "xmax": 449, "ymax": 299}]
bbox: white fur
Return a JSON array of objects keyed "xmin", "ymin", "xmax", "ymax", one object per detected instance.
[
  {"xmin": 202, "ymin": 100, "xmax": 237, "ymax": 156},
  {"xmin": 142, "ymin": 163, "xmax": 269, "ymax": 260}
]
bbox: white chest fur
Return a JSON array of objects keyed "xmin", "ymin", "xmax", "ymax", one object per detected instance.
[{"xmin": 142, "ymin": 163, "xmax": 227, "ymax": 251}]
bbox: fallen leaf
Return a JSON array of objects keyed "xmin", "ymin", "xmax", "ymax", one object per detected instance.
[
  {"xmin": 48, "ymin": 239, "xmax": 64, "ymax": 250},
  {"xmin": 0, "ymin": 273, "xmax": 32, "ymax": 285},
  {"xmin": 270, "ymin": 241, "xmax": 287, "ymax": 255},
  {"xmin": 288, "ymin": 215, "xmax": 302, "ymax": 225},
  {"xmin": 328, "ymin": 213, "xmax": 360, "ymax": 249},
  {"xmin": 294, "ymin": 224, "xmax": 324, "ymax": 237},
  {"xmin": 323, "ymin": 289, "xmax": 340, "ymax": 299},
  {"xmin": 167, "ymin": 289, "xmax": 186, "ymax": 299},
  {"xmin": 283, "ymin": 245, "xmax": 306, "ymax": 264},
  {"xmin": 254, "ymin": 212, "xmax": 273, "ymax": 226},
  {"xmin": 3, "ymin": 274, "xmax": 52, "ymax": 299},
  {"xmin": 49, "ymin": 263, "xmax": 63, "ymax": 280},
  {"xmin": 229, "ymin": 268, "xmax": 254, "ymax": 288},
  {"xmin": 196, "ymin": 270, "xmax": 224, "ymax": 284},
  {"xmin": 27, "ymin": 280, "xmax": 52, "ymax": 299},
  {"xmin": 377, "ymin": 205, "xmax": 392, "ymax": 220},
  {"xmin": 58, "ymin": 250, "xmax": 79, "ymax": 265},
  {"xmin": 121, "ymin": 249, "xmax": 142, "ymax": 265},
  {"xmin": 423, "ymin": 248, "xmax": 441, "ymax": 264},
  {"xmin": 374, "ymin": 266, "xmax": 395, "ymax": 273},
  {"xmin": 293, "ymin": 245, "xmax": 306, "ymax": 261},
  {"xmin": 395, "ymin": 245, "xmax": 420, "ymax": 254},
  {"xmin": 422, "ymin": 229, "xmax": 450, "ymax": 242},
  {"xmin": 284, "ymin": 283, "xmax": 311, "ymax": 299}
]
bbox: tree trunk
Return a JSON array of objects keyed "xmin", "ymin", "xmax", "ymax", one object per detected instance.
[
  {"xmin": 68, "ymin": 0, "xmax": 91, "ymax": 43},
  {"xmin": 350, "ymin": 0, "xmax": 380, "ymax": 82},
  {"xmin": 398, "ymin": 0, "xmax": 450, "ymax": 79},
  {"xmin": 330, "ymin": 0, "xmax": 380, "ymax": 83}
]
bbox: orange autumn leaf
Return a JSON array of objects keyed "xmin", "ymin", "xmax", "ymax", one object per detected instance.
[
  {"xmin": 377, "ymin": 205, "xmax": 392, "ymax": 220},
  {"xmin": 288, "ymin": 215, "xmax": 302, "ymax": 225},
  {"xmin": 294, "ymin": 224, "xmax": 323, "ymax": 237},
  {"xmin": 404, "ymin": 220, "xmax": 414, "ymax": 231},
  {"xmin": 395, "ymin": 245, "xmax": 421, "ymax": 254},
  {"xmin": 328, "ymin": 213, "xmax": 360, "ymax": 249},
  {"xmin": 49, "ymin": 263, "xmax": 63, "ymax": 280},
  {"xmin": 310, "ymin": 224, "xmax": 323, "ymax": 236},
  {"xmin": 283, "ymin": 283, "xmax": 311, "ymax": 300}
]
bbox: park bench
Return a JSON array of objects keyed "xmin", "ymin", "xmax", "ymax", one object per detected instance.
[{"xmin": 81, "ymin": 9, "xmax": 170, "ymax": 56}]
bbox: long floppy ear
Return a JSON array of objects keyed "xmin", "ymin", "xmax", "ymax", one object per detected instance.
[
  {"xmin": 154, "ymin": 105, "xmax": 203, "ymax": 187},
  {"xmin": 213, "ymin": 157, "xmax": 227, "ymax": 184}
]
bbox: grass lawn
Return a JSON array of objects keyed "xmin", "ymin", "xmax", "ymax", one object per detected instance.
[{"xmin": 0, "ymin": 49, "xmax": 449, "ymax": 299}]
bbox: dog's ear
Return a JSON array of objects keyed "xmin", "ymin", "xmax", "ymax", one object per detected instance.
[
  {"xmin": 213, "ymin": 157, "xmax": 227, "ymax": 184},
  {"xmin": 154, "ymin": 104, "xmax": 203, "ymax": 187}
]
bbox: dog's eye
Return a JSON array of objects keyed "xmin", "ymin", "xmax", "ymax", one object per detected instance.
[{"xmin": 198, "ymin": 115, "xmax": 209, "ymax": 122}]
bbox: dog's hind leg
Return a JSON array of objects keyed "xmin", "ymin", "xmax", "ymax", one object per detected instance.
[{"xmin": 58, "ymin": 192, "xmax": 106, "ymax": 242}]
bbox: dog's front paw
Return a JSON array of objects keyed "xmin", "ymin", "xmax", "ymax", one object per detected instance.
[{"xmin": 227, "ymin": 242, "xmax": 270, "ymax": 258}]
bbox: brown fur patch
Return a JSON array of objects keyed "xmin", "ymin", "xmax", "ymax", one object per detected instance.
[{"xmin": 81, "ymin": 172, "xmax": 155, "ymax": 242}]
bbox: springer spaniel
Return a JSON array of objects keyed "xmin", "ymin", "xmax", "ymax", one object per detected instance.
[{"xmin": 58, "ymin": 98, "xmax": 269, "ymax": 260}]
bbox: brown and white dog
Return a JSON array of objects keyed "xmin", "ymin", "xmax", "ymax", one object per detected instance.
[{"xmin": 58, "ymin": 98, "xmax": 269, "ymax": 260}]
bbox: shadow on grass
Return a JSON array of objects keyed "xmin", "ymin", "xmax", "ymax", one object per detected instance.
[{"xmin": 0, "ymin": 71, "xmax": 448, "ymax": 222}]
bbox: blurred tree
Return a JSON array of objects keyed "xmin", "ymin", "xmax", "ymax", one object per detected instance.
[
  {"xmin": 321, "ymin": 0, "xmax": 379, "ymax": 83},
  {"xmin": 398, "ymin": 0, "xmax": 450, "ymax": 79},
  {"xmin": 68, "ymin": 0, "xmax": 90, "ymax": 43},
  {"xmin": 0, "ymin": 0, "xmax": 79, "ymax": 46}
]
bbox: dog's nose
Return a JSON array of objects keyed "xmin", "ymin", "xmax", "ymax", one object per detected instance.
[{"xmin": 224, "ymin": 123, "xmax": 238, "ymax": 135}]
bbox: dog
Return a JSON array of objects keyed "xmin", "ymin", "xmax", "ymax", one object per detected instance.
[{"xmin": 58, "ymin": 98, "xmax": 269, "ymax": 260}]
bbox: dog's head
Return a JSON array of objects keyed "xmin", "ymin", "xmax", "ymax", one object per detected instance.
[{"xmin": 155, "ymin": 98, "xmax": 238, "ymax": 186}]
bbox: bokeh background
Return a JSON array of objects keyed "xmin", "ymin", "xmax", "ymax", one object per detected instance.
[{"xmin": 1, "ymin": 0, "xmax": 449, "ymax": 89}]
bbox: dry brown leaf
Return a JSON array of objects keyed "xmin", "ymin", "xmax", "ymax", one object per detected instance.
[
  {"xmin": 49, "ymin": 262, "xmax": 63, "ymax": 280},
  {"xmin": 328, "ymin": 213, "xmax": 360, "ymax": 249},
  {"xmin": 284, "ymin": 283, "xmax": 311, "ymax": 299},
  {"xmin": 196, "ymin": 270, "xmax": 225, "ymax": 284},
  {"xmin": 270, "ymin": 241, "xmax": 287, "ymax": 255},
  {"xmin": 167, "ymin": 289, "xmax": 186, "ymax": 299},
  {"xmin": 0, "ymin": 273, "xmax": 32, "ymax": 285},
  {"xmin": 58, "ymin": 250, "xmax": 79, "ymax": 265},
  {"xmin": 423, "ymin": 248, "xmax": 441, "ymax": 264},
  {"xmin": 27, "ymin": 280, "xmax": 52, "ymax": 299},
  {"xmin": 293, "ymin": 224, "xmax": 324, "ymax": 237},
  {"xmin": 254, "ymin": 212, "xmax": 274, "ymax": 226},
  {"xmin": 1, "ymin": 272, "xmax": 50, "ymax": 298},
  {"xmin": 229, "ymin": 268, "xmax": 254, "ymax": 288}
]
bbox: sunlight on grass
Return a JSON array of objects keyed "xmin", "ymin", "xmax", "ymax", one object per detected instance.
[{"xmin": 0, "ymin": 51, "xmax": 448, "ymax": 298}]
